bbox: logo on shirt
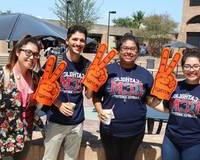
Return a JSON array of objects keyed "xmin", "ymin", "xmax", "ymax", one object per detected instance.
[
  {"xmin": 110, "ymin": 77, "xmax": 144, "ymax": 100},
  {"xmin": 170, "ymin": 93, "xmax": 200, "ymax": 118},
  {"xmin": 60, "ymin": 71, "xmax": 84, "ymax": 94}
]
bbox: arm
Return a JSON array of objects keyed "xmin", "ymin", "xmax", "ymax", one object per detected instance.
[
  {"xmin": 146, "ymin": 96, "xmax": 169, "ymax": 113},
  {"xmin": 84, "ymin": 87, "xmax": 93, "ymax": 99},
  {"xmin": 92, "ymin": 96, "xmax": 108, "ymax": 122},
  {"xmin": 53, "ymin": 96, "xmax": 74, "ymax": 116}
]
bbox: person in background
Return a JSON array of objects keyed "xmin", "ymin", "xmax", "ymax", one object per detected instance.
[
  {"xmin": 93, "ymin": 33, "xmax": 154, "ymax": 160},
  {"xmin": 139, "ymin": 43, "xmax": 148, "ymax": 56},
  {"xmin": 152, "ymin": 49, "xmax": 200, "ymax": 160},
  {"xmin": 42, "ymin": 25, "xmax": 92, "ymax": 160},
  {"xmin": 0, "ymin": 35, "xmax": 41, "ymax": 159}
]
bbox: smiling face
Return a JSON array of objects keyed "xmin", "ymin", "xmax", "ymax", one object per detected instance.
[
  {"xmin": 119, "ymin": 39, "xmax": 139, "ymax": 66},
  {"xmin": 16, "ymin": 42, "xmax": 39, "ymax": 70},
  {"xmin": 182, "ymin": 57, "xmax": 200, "ymax": 84},
  {"xmin": 66, "ymin": 31, "xmax": 86, "ymax": 55}
]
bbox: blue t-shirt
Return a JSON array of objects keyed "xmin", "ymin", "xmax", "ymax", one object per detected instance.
[
  {"xmin": 164, "ymin": 80, "xmax": 200, "ymax": 148},
  {"xmin": 96, "ymin": 62, "xmax": 153, "ymax": 137},
  {"xmin": 49, "ymin": 53, "xmax": 90, "ymax": 125}
]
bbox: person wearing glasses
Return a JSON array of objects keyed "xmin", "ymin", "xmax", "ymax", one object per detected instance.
[
  {"xmin": 93, "ymin": 33, "xmax": 154, "ymax": 160},
  {"xmin": 152, "ymin": 49, "xmax": 200, "ymax": 160},
  {"xmin": 0, "ymin": 35, "xmax": 41, "ymax": 159}
]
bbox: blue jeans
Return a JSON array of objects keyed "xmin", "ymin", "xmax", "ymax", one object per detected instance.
[{"xmin": 162, "ymin": 135, "xmax": 200, "ymax": 160}]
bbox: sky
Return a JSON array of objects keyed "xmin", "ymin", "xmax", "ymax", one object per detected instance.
[{"xmin": 0, "ymin": 0, "xmax": 184, "ymax": 25}]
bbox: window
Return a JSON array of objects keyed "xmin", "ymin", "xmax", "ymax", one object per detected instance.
[
  {"xmin": 187, "ymin": 32, "xmax": 200, "ymax": 48},
  {"xmin": 187, "ymin": 15, "xmax": 200, "ymax": 24},
  {"xmin": 190, "ymin": 0, "xmax": 200, "ymax": 6}
]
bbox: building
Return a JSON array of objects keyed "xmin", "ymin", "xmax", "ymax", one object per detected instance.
[
  {"xmin": 46, "ymin": 20, "xmax": 136, "ymax": 52},
  {"xmin": 178, "ymin": 0, "xmax": 200, "ymax": 47},
  {"xmin": 88, "ymin": 24, "xmax": 136, "ymax": 51}
]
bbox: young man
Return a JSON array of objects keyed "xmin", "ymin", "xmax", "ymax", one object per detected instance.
[{"xmin": 42, "ymin": 25, "xmax": 92, "ymax": 160}]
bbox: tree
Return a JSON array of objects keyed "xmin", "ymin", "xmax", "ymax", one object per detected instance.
[
  {"xmin": 113, "ymin": 10, "xmax": 145, "ymax": 29},
  {"xmin": 113, "ymin": 17, "xmax": 133, "ymax": 28},
  {"xmin": 54, "ymin": 0, "xmax": 99, "ymax": 29},
  {"xmin": 143, "ymin": 13, "xmax": 177, "ymax": 36},
  {"xmin": 137, "ymin": 13, "xmax": 178, "ymax": 56},
  {"xmin": 132, "ymin": 11, "xmax": 145, "ymax": 29}
]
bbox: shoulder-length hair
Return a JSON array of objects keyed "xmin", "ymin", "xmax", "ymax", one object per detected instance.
[{"xmin": 6, "ymin": 35, "xmax": 41, "ymax": 71}]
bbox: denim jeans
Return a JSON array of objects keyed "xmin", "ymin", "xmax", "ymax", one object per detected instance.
[{"xmin": 162, "ymin": 135, "xmax": 200, "ymax": 160}]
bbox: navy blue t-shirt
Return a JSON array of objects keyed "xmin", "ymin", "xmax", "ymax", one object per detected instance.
[
  {"xmin": 96, "ymin": 62, "xmax": 153, "ymax": 137},
  {"xmin": 49, "ymin": 53, "xmax": 90, "ymax": 125},
  {"xmin": 164, "ymin": 80, "xmax": 200, "ymax": 148}
]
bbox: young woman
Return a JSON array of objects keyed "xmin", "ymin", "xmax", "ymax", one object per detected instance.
[
  {"xmin": 153, "ymin": 49, "xmax": 200, "ymax": 160},
  {"xmin": 0, "ymin": 35, "xmax": 41, "ymax": 159},
  {"xmin": 93, "ymin": 33, "xmax": 154, "ymax": 160}
]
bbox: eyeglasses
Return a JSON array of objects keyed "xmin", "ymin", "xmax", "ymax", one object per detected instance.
[
  {"xmin": 183, "ymin": 64, "xmax": 200, "ymax": 71},
  {"xmin": 121, "ymin": 46, "xmax": 138, "ymax": 53},
  {"xmin": 20, "ymin": 49, "xmax": 40, "ymax": 59}
]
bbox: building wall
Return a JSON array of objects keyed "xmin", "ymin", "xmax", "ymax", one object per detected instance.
[
  {"xmin": 0, "ymin": 41, "xmax": 8, "ymax": 55},
  {"xmin": 178, "ymin": 0, "xmax": 200, "ymax": 46},
  {"xmin": 87, "ymin": 24, "xmax": 136, "ymax": 51}
]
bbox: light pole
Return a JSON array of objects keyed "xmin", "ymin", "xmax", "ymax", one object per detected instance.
[
  {"xmin": 66, "ymin": 0, "xmax": 72, "ymax": 28},
  {"xmin": 107, "ymin": 11, "xmax": 116, "ymax": 52}
]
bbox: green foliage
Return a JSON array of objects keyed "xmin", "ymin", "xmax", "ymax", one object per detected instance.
[
  {"xmin": 113, "ymin": 17, "xmax": 133, "ymax": 28},
  {"xmin": 143, "ymin": 13, "xmax": 177, "ymax": 37},
  {"xmin": 54, "ymin": 0, "xmax": 99, "ymax": 29},
  {"xmin": 141, "ymin": 13, "xmax": 178, "ymax": 56},
  {"xmin": 132, "ymin": 10, "xmax": 145, "ymax": 29},
  {"xmin": 113, "ymin": 10, "xmax": 145, "ymax": 29}
]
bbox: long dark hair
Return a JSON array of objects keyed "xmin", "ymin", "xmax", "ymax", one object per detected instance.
[{"xmin": 6, "ymin": 35, "xmax": 41, "ymax": 71}]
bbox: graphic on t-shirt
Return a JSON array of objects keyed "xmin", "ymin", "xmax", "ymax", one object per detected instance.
[
  {"xmin": 110, "ymin": 77, "xmax": 144, "ymax": 100},
  {"xmin": 60, "ymin": 71, "xmax": 84, "ymax": 94},
  {"xmin": 170, "ymin": 93, "xmax": 200, "ymax": 118}
]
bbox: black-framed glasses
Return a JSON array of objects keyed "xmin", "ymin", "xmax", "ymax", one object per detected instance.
[
  {"xmin": 121, "ymin": 46, "xmax": 138, "ymax": 53},
  {"xmin": 20, "ymin": 49, "xmax": 40, "ymax": 59},
  {"xmin": 183, "ymin": 64, "xmax": 200, "ymax": 71}
]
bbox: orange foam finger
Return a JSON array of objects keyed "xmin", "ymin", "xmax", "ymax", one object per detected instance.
[
  {"xmin": 166, "ymin": 52, "xmax": 182, "ymax": 75},
  {"xmin": 34, "ymin": 81, "xmax": 60, "ymax": 106},
  {"xmin": 151, "ymin": 72, "xmax": 178, "ymax": 100},
  {"xmin": 158, "ymin": 48, "xmax": 170, "ymax": 73},
  {"xmin": 50, "ymin": 61, "xmax": 67, "ymax": 83},
  {"xmin": 42, "ymin": 55, "xmax": 57, "ymax": 80},
  {"xmin": 99, "ymin": 49, "xmax": 117, "ymax": 69},
  {"xmin": 92, "ymin": 44, "xmax": 107, "ymax": 66},
  {"xmin": 82, "ymin": 67, "xmax": 108, "ymax": 92}
]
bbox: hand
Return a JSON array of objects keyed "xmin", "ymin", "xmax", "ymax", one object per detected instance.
[
  {"xmin": 98, "ymin": 110, "xmax": 109, "ymax": 122},
  {"xmin": 33, "ymin": 55, "xmax": 67, "ymax": 106},
  {"xmin": 59, "ymin": 102, "xmax": 74, "ymax": 116},
  {"xmin": 82, "ymin": 44, "xmax": 117, "ymax": 92},
  {"xmin": 151, "ymin": 48, "xmax": 181, "ymax": 100}
]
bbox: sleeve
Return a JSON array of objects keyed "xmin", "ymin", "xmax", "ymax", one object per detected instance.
[
  {"xmin": 93, "ymin": 84, "xmax": 105, "ymax": 100},
  {"xmin": 163, "ymin": 100, "xmax": 170, "ymax": 109},
  {"xmin": 145, "ymin": 71, "xmax": 154, "ymax": 96}
]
